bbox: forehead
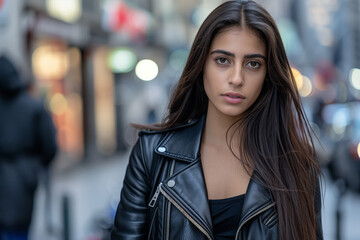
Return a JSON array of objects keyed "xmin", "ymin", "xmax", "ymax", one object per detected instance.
[{"xmin": 210, "ymin": 26, "xmax": 266, "ymax": 54}]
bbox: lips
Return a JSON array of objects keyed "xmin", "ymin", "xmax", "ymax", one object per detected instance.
[{"xmin": 221, "ymin": 92, "xmax": 245, "ymax": 104}]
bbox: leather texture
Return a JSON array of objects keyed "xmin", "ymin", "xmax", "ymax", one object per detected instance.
[{"xmin": 111, "ymin": 115, "xmax": 323, "ymax": 240}]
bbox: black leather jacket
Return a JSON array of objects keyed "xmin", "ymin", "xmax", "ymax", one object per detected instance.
[{"xmin": 111, "ymin": 115, "xmax": 323, "ymax": 240}]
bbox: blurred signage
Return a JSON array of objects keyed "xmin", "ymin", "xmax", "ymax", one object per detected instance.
[
  {"xmin": 103, "ymin": 1, "xmax": 152, "ymax": 40},
  {"xmin": 32, "ymin": 15, "xmax": 88, "ymax": 45}
]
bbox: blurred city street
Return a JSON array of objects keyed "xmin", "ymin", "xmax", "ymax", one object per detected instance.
[{"xmin": 1, "ymin": 0, "xmax": 360, "ymax": 239}]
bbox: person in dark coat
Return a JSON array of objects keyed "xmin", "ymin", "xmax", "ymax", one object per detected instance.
[{"xmin": 0, "ymin": 55, "xmax": 57, "ymax": 240}]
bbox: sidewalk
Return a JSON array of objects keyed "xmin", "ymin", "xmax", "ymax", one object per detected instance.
[{"xmin": 30, "ymin": 151, "xmax": 130, "ymax": 240}]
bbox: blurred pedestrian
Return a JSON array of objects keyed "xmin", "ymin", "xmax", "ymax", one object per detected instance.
[
  {"xmin": 0, "ymin": 55, "xmax": 57, "ymax": 240},
  {"xmin": 111, "ymin": 1, "xmax": 323, "ymax": 239}
]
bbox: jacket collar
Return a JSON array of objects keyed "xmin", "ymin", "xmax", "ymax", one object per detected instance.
[
  {"xmin": 155, "ymin": 115, "xmax": 206, "ymax": 162},
  {"xmin": 156, "ymin": 115, "xmax": 275, "ymax": 234},
  {"xmin": 162, "ymin": 160, "xmax": 274, "ymax": 237}
]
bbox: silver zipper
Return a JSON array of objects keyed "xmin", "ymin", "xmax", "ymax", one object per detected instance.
[
  {"xmin": 165, "ymin": 159, "xmax": 176, "ymax": 240},
  {"xmin": 149, "ymin": 184, "xmax": 161, "ymax": 207},
  {"xmin": 148, "ymin": 160, "xmax": 176, "ymax": 208},
  {"xmin": 160, "ymin": 185, "xmax": 213, "ymax": 240},
  {"xmin": 235, "ymin": 202, "xmax": 276, "ymax": 239}
]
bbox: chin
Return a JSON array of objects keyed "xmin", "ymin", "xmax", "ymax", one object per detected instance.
[
  {"xmin": 219, "ymin": 108, "xmax": 246, "ymax": 118},
  {"xmin": 220, "ymin": 111, "xmax": 244, "ymax": 119}
]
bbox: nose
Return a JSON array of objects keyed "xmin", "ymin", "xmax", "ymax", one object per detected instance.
[{"xmin": 229, "ymin": 63, "xmax": 244, "ymax": 86}]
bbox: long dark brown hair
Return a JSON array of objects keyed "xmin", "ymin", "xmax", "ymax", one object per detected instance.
[{"xmin": 147, "ymin": 1, "xmax": 321, "ymax": 239}]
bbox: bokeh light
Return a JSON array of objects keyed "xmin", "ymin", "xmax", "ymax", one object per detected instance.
[
  {"xmin": 108, "ymin": 48, "xmax": 137, "ymax": 73},
  {"xmin": 332, "ymin": 107, "xmax": 350, "ymax": 135},
  {"xmin": 32, "ymin": 44, "xmax": 69, "ymax": 81},
  {"xmin": 135, "ymin": 59, "xmax": 159, "ymax": 81},
  {"xmin": 46, "ymin": 0, "xmax": 82, "ymax": 23},
  {"xmin": 291, "ymin": 67, "xmax": 313, "ymax": 97},
  {"xmin": 49, "ymin": 93, "xmax": 68, "ymax": 115},
  {"xmin": 350, "ymin": 68, "xmax": 360, "ymax": 90},
  {"xmin": 291, "ymin": 67, "xmax": 303, "ymax": 89},
  {"xmin": 299, "ymin": 75, "xmax": 313, "ymax": 97}
]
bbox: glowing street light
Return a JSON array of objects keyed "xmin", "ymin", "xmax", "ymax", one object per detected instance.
[{"xmin": 135, "ymin": 59, "xmax": 158, "ymax": 81}]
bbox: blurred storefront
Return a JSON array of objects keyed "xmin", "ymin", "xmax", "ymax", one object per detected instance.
[{"xmin": 22, "ymin": 0, "xmax": 106, "ymax": 165}]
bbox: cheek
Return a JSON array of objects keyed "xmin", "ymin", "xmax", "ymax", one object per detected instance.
[
  {"xmin": 203, "ymin": 76, "xmax": 212, "ymax": 98},
  {"xmin": 203, "ymin": 67, "xmax": 214, "ymax": 95},
  {"xmin": 250, "ymin": 79, "xmax": 265, "ymax": 100}
]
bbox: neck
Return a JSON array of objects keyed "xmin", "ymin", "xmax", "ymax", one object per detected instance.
[{"xmin": 202, "ymin": 108, "xmax": 240, "ymax": 150}]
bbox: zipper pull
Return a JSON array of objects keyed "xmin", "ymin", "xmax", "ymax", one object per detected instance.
[{"xmin": 149, "ymin": 183, "xmax": 162, "ymax": 207}]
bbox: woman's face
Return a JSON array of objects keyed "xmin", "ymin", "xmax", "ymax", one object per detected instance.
[{"xmin": 203, "ymin": 26, "xmax": 267, "ymax": 121}]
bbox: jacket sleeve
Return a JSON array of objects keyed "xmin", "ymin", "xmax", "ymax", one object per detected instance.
[
  {"xmin": 315, "ymin": 177, "xmax": 323, "ymax": 240},
  {"xmin": 111, "ymin": 136, "xmax": 151, "ymax": 240}
]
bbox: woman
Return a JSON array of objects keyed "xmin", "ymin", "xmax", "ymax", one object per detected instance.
[{"xmin": 111, "ymin": 1, "xmax": 323, "ymax": 239}]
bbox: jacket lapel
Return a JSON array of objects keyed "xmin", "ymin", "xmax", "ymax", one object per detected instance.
[
  {"xmin": 155, "ymin": 115, "xmax": 213, "ymax": 236},
  {"xmin": 161, "ymin": 159, "xmax": 213, "ymax": 238},
  {"xmin": 240, "ymin": 178, "xmax": 275, "ymax": 223}
]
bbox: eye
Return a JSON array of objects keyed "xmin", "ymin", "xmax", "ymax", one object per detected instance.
[
  {"xmin": 215, "ymin": 57, "xmax": 230, "ymax": 65},
  {"xmin": 246, "ymin": 61, "xmax": 261, "ymax": 69}
]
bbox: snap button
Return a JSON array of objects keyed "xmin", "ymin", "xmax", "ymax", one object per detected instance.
[
  {"xmin": 157, "ymin": 146, "xmax": 166, "ymax": 152},
  {"xmin": 167, "ymin": 180, "xmax": 176, "ymax": 187}
]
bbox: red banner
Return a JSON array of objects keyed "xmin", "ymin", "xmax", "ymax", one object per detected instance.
[{"xmin": 105, "ymin": 1, "xmax": 150, "ymax": 40}]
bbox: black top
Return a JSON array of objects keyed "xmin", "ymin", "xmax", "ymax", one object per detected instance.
[{"xmin": 209, "ymin": 194, "xmax": 245, "ymax": 240}]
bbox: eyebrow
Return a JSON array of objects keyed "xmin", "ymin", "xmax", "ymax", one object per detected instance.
[{"xmin": 210, "ymin": 49, "xmax": 266, "ymax": 60}]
